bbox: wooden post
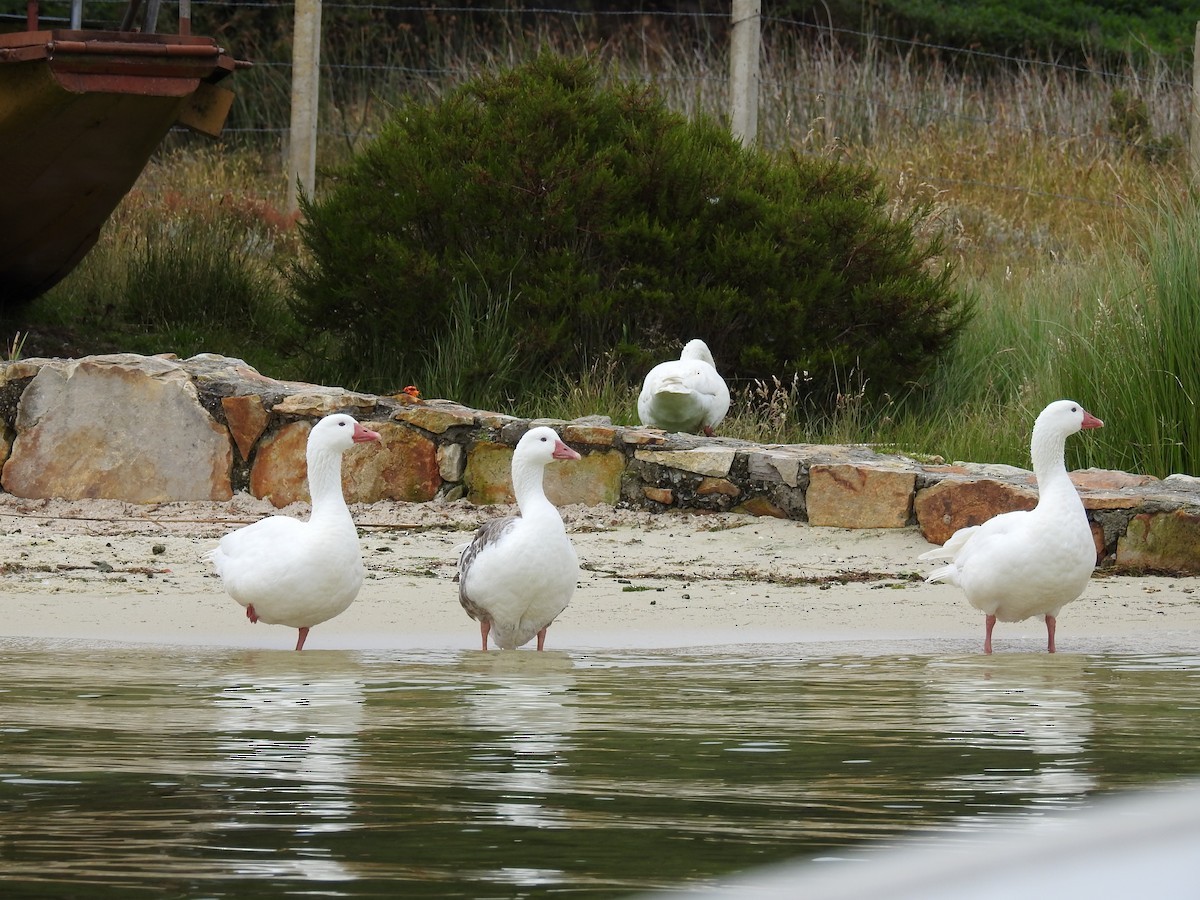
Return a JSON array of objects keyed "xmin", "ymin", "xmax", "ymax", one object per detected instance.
[
  {"xmin": 730, "ymin": 0, "xmax": 761, "ymax": 146},
  {"xmin": 288, "ymin": 0, "xmax": 322, "ymax": 215},
  {"xmin": 1192, "ymin": 22, "xmax": 1200, "ymax": 183}
]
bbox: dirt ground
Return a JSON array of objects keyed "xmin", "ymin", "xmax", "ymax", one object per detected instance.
[{"xmin": 2, "ymin": 493, "xmax": 1199, "ymax": 654}]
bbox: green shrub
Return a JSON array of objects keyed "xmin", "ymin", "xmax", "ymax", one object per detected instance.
[{"xmin": 291, "ymin": 52, "xmax": 969, "ymax": 405}]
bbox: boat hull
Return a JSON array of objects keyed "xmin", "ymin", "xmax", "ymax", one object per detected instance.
[{"xmin": 0, "ymin": 29, "xmax": 238, "ymax": 303}]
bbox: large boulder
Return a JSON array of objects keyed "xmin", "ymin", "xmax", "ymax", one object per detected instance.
[{"xmin": 1, "ymin": 354, "xmax": 232, "ymax": 502}]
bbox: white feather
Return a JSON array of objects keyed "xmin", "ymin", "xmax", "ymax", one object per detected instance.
[
  {"xmin": 638, "ymin": 339, "xmax": 730, "ymax": 435},
  {"xmin": 918, "ymin": 400, "xmax": 1103, "ymax": 648}
]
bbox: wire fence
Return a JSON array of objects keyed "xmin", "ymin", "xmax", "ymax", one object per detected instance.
[{"xmin": 16, "ymin": 0, "xmax": 1195, "ymax": 206}]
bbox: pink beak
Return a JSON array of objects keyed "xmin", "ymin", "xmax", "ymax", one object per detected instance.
[
  {"xmin": 553, "ymin": 439, "xmax": 581, "ymax": 461},
  {"xmin": 1081, "ymin": 410, "xmax": 1104, "ymax": 430},
  {"xmin": 353, "ymin": 423, "xmax": 382, "ymax": 443}
]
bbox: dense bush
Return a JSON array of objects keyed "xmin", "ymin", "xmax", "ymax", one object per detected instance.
[{"xmin": 292, "ymin": 53, "xmax": 968, "ymax": 404}]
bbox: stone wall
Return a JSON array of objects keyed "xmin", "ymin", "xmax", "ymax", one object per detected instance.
[{"xmin": 3, "ymin": 352, "xmax": 1200, "ymax": 573}]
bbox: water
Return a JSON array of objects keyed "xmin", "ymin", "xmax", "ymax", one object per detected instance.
[{"xmin": 1, "ymin": 642, "xmax": 1199, "ymax": 897}]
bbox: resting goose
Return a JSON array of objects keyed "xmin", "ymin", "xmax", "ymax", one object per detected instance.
[
  {"xmin": 638, "ymin": 339, "xmax": 731, "ymax": 436},
  {"xmin": 919, "ymin": 400, "xmax": 1103, "ymax": 653},
  {"xmin": 209, "ymin": 413, "xmax": 381, "ymax": 650},
  {"xmin": 458, "ymin": 426, "xmax": 581, "ymax": 650}
]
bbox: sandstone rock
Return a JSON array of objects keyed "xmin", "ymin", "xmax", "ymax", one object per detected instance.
[
  {"xmin": 915, "ymin": 478, "xmax": 1038, "ymax": 546},
  {"xmin": 922, "ymin": 464, "xmax": 973, "ymax": 477},
  {"xmin": 806, "ymin": 464, "xmax": 915, "ymax": 529},
  {"xmin": 250, "ymin": 420, "xmax": 436, "ymax": 506},
  {"xmin": 248, "ymin": 421, "xmax": 311, "ymax": 506},
  {"xmin": 182, "ymin": 353, "xmax": 273, "ymax": 388},
  {"xmin": 183, "ymin": 356, "xmax": 362, "ymax": 420},
  {"xmin": 643, "ymin": 486, "xmax": 674, "ymax": 505},
  {"xmin": 221, "ymin": 394, "xmax": 270, "ymax": 461},
  {"xmin": 477, "ymin": 411, "xmax": 521, "ymax": 428},
  {"xmin": 746, "ymin": 449, "xmax": 803, "ymax": 488},
  {"xmin": 734, "ymin": 495, "xmax": 789, "ymax": 518},
  {"xmin": 465, "ymin": 442, "xmax": 623, "ymax": 507},
  {"xmin": 947, "ymin": 462, "xmax": 1035, "ymax": 481},
  {"xmin": 546, "ymin": 449, "xmax": 625, "ymax": 507},
  {"xmin": 1, "ymin": 355, "xmax": 232, "ymax": 502},
  {"xmin": 1090, "ymin": 521, "xmax": 1107, "ymax": 563},
  {"xmin": 394, "ymin": 401, "xmax": 476, "ymax": 434},
  {"xmin": 1164, "ymin": 473, "xmax": 1200, "ymax": 492},
  {"xmin": 343, "ymin": 423, "xmax": 440, "ymax": 504},
  {"xmin": 1071, "ymin": 468, "xmax": 1158, "ymax": 491},
  {"xmin": 634, "ymin": 447, "xmax": 736, "ymax": 478},
  {"xmin": 1116, "ymin": 510, "xmax": 1200, "ymax": 574},
  {"xmin": 1080, "ymin": 490, "xmax": 1146, "ymax": 511},
  {"xmin": 464, "ymin": 441, "xmax": 518, "ymax": 505},
  {"xmin": 437, "ymin": 443, "xmax": 466, "ymax": 482},
  {"xmin": 0, "ymin": 358, "xmax": 45, "ymax": 384},
  {"xmin": 620, "ymin": 428, "xmax": 669, "ymax": 447},
  {"xmin": 697, "ymin": 477, "xmax": 740, "ymax": 498},
  {"xmin": 273, "ymin": 389, "xmax": 376, "ymax": 417},
  {"xmin": 562, "ymin": 422, "xmax": 618, "ymax": 446}
]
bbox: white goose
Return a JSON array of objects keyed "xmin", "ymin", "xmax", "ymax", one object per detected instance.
[
  {"xmin": 638, "ymin": 339, "xmax": 731, "ymax": 436},
  {"xmin": 209, "ymin": 413, "xmax": 381, "ymax": 650},
  {"xmin": 458, "ymin": 426, "xmax": 581, "ymax": 650},
  {"xmin": 919, "ymin": 400, "xmax": 1103, "ymax": 654}
]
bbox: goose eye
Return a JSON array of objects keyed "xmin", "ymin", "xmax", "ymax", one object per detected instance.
[{"xmin": 1070, "ymin": 406, "xmax": 1077, "ymax": 412}]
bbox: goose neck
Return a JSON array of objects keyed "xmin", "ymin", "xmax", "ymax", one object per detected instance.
[
  {"xmin": 307, "ymin": 446, "xmax": 350, "ymax": 518},
  {"xmin": 1030, "ymin": 425, "xmax": 1072, "ymax": 491},
  {"xmin": 512, "ymin": 459, "xmax": 556, "ymax": 518}
]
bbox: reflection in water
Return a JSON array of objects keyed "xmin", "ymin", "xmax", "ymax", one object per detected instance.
[
  {"xmin": 212, "ymin": 653, "xmax": 366, "ymax": 880},
  {"xmin": 458, "ymin": 651, "xmax": 579, "ymax": 886},
  {"xmin": 923, "ymin": 655, "xmax": 1096, "ymax": 818},
  {"xmin": 0, "ymin": 644, "xmax": 1198, "ymax": 896}
]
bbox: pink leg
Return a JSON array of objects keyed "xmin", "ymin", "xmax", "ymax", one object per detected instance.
[
  {"xmin": 295, "ymin": 626, "xmax": 310, "ymax": 651},
  {"xmin": 246, "ymin": 604, "xmax": 259, "ymax": 624},
  {"xmin": 1045, "ymin": 614, "xmax": 1057, "ymax": 653},
  {"xmin": 983, "ymin": 614, "xmax": 996, "ymax": 654},
  {"xmin": 703, "ymin": 425, "xmax": 716, "ymax": 437},
  {"xmin": 480, "ymin": 620, "xmax": 490, "ymax": 651},
  {"xmin": 536, "ymin": 626, "xmax": 548, "ymax": 651}
]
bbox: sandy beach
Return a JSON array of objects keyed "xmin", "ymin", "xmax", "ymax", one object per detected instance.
[{"xmin": 2, "ymin": 493, "xmax": 1199, "ymax": 655}]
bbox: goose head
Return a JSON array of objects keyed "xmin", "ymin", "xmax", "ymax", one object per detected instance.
[
  {"xmin": 516, "ymin": 426, "xmax": 581, "ymax": 467},
  {"xmin": 310, "ymin": 413, "xmax": 382, "ymax": 453},
  {"xmin": 1029, "ymin": 400, "xmax": 1103, "ymax": 479},
  {"xmin": 680, "ymin": 339, "xmax": 717, "ymax": 367},
  {"xmin": 1035, "ymin": 400, "xmax": 1104, "ymax": 438}
]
